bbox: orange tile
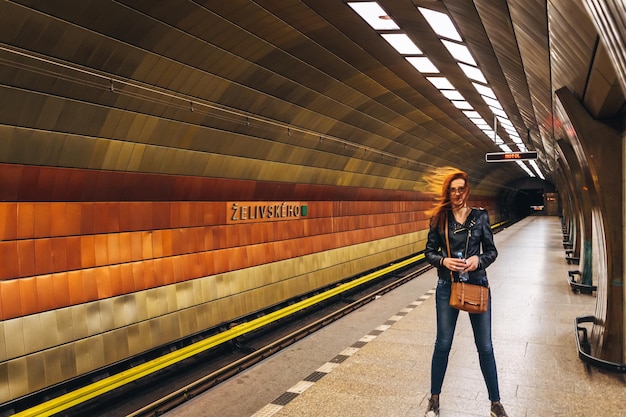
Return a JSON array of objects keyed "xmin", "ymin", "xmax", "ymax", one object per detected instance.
[
  {"xmin": 119, "ymin": 232, "xmax": 133, "ymax": 264},
  {"xmin": 120, "ymin": 263, "xmax": 135, "ymax": 294},
  {"xmin": 17, "ymin": 240, "xmax": 36, "ymax": 278},
  {"xmin": 34, "ymin": 238, "xmax": 54, "ymax": 275},
  {"xmin": 172, "ymin": 256, "xmax": 186, "ymax": 283},
  {"xmin": 132, "ymin": 262, "xmax": 145, "ymax": 291},
  {"xmin": 50, "ymin": 203, "xmax": 69, "ymax": 237},
  {"xmin": 50, "ymin": 237, "xmax": 68, "ymax": 272},
  {"xmin": 80, "ymin": 235, "xmax": 96, "ymax": 268},
  {"xmin": 80, "ymin": 202, "xmax": 95, "ymax": 234},
  {"xmin": 142, "ymin": 260, "xmax": 156, "ymax": 289},
  {"xmin": 95, "ymin": 267, "xmax": 113, "ymax": 299},
  {"xmin": 33, "ymin": 203, "xmax": 52, "ymax": 238},
  {"xmin": 67, "ymin": 270, "xmax": 86, "ymax": 306},
  {"xmin": 151, "ymin": 230, "xmax": 163, "ymax": 258},
  {"xmin": 141, "ymin": 231, "xmax": 153, "ymax": 260},
  {"xmin": 35, "ymin": 274, "xmax": 56, "ymax": 311},
  {"xmin": 65, "ymin": 236, "xmax": 82, "ymax": 270},
  {"xmin": 94, "ymin": 202, "xmax": 120, "ymax": 233},
  {"xmin": 81, "ymin": 268, "xmax": 98, "ymax": 302},
  {"xmin": 65, "ymin": 204, "xmax": 82, "ymax": 236},
  {"xmin": 52, "ymin": 272, "xmax": 70, "ymax": 309},
  {"xmin": 0, "ymin": 241, "xmax": 20, "ymax": 279},
  {"xmin": 130, "ymin": 232, "xmax": 143, "ymax": 262},
  {"xmin": 161, "ymin": 230, "xmax": 172, "ymax": 257},
  {"xmin": 0, "ymin": 279, "xmax": 22, "ymax": 320},
  {"xmin": 161, "ymin": 257, "xmax": 175, "ymax": 285},
  {"xmin": 107, "ymin": 233, "xmax": 121, "ymax": 265},
  {"xmin": 94, "ymin": 234, "xmax": 109, "ymax": 266},
  {"xmin": 0, "ymin": 203, "xmax": 18, "ymax": 240},
  {"xmin": 151, "ymin": 258, "xmax": 166, "ymax": 286},
  {"xmin": 108, "ymin": 265, "xmax": 123, "ymax": 296},
  {"xmin": 16, "ymin": 202, "xmax": 34, "ymax": 239}
]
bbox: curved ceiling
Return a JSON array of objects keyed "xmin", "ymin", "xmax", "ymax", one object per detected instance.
[{"xmin": 0, "ymin": 0, "xmax": 623, "ymax": 196}]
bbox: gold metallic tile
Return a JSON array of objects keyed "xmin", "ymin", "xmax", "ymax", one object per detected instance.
[
  {"xmin": 58, "ymin": 344, "xmax": 77, "ymax": 382},
  {"xmin": 101, "ymin": 331, "xmax": 120, "ymax": 365},
  {"xmin": 85, "ymin": 302, "xmax": 103, "ymax": 336},
  {"xmin": 98, "ymin": 298, "xmax": 115, "ymax": 331},
  {"xmin": 112, "ymin": 295, "xmax": 137, "ymax": 328},
  {"xmin": 145, "ymin": 288, "xmax": 162, "ymax": 318},
  {"xmin": 42, "ymin": 346, "xmax": 63, "ymax": 386},
  {"xmin": 4, "ymin": 318, "xmax": 25, "ymax": 360},
  {"xmin": 25, "ymin": 351, "xmax": 46, "ymax": 394},
  {"xmin": 7, "ymin": 357, "xmax": 28, "ymax": 401},
  {"xmin": 39, "ymin": 311, "xmax": 60, "ymax": 349},
  {"xmin": 0, "ymin": 321, "xmax": 6, "ymax": 361},
  {"xmin": 87, "ymin": 334, "xmax": 106, "ymax": 370},
  {"xmin": 53, "ymin": 305, "xmax": 73, "ymax": 345},
  {"xmin": 0, "ymin": 362, "xmax": 9, "ymax": 404},
  {"xmin": 73, "ymin": 338, "xmax": 93, "ymax": 374},
  {"xmin": 21, "ymin": 314, "xmax": 44, "ymax": 355},
  {"xmin": 134, "ymin": 291, "xmax": 149, "ymax": 322},
  {"xmin": 70, "ymin": 304, "xmax": 89, "ymax": 340},
  {"xmin": 175, "ymin": 281, "xmax": 194, "ymax": 310}
]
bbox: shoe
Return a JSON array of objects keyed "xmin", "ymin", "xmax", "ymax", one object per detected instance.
[
  {"xmin": 424, "ymin": 396, "xmax": 439, "ymax": 417},
  {"xmin": 490, "ymin": 401, "xmax": 508, "ymax": 417}
]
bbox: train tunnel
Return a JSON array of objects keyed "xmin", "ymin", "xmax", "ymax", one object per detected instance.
[{"xmin": 0, "ymin": 0, "xmax": 625, "ymax": 414}]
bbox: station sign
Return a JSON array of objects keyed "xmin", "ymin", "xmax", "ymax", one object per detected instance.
[
  {"xmin": 228, "ymin": 201, "xmax": 308, "ymax": 223},
  {"xmin": 485, "ymin": 151, "xmax": 538, "ymax": 162}
]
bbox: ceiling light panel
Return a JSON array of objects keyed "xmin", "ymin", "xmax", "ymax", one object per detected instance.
[
  {"xmin": 381, "ymin": 33, "xmax": 422, "ymax": 54},
  {"xmin": 440, "ymin": 90, "xmax": 464, "ymax": 100},
  {"xmin": 472, "ymin": 82, "xmax": 496, "ymax": 99},
  {"xmin": 451, "ymin": 100, "xmax": 473, "ymax": 110},
  {"xmin": 406, "ymin": 56, "xmax": 439, "ymax": 73},
  {"xmin": 348, "ymin": 2, "xmax": 399, "ymax": 30},
  {"xmin": 426, "ymin": 77, "xmax": 454, "ymax": 89},
  {"xmin": 458, "ymin": 63, "xmax": 487, "ymax": 83},
  {"xmin": 441, "ymin": 40, "xmax": 476, "ymax": 65},
  {"xmin": 418, "ymin": 7, "xmax": 462, "ymax": 41}
]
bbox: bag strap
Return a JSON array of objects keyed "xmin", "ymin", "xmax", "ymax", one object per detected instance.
[{"xmin": 444, "ymin": 214, "xmax": 454, "ymax": 282}]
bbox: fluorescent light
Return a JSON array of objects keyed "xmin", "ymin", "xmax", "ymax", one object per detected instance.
[
  {"xmin": 459, "ymin": 63, "xmax": 487, "ymax": 83},
  {"xmin": 472, "ymin": 82, "xmax": 496, "ymax": 99},
  {"xmin": 463, "ymin": 110, "xmax": 481, "ymax": 119},
  {"xmin": 451, "ymin": 100, "xmax": 473, "ymax": 110},
  {"xmin": 471, "ymin": 117, "xmax": 488, "ymax": 126},
  {"xmin": 381, "ymin": 33, "xmax": 422, "ymax": 54},
  {"xmin": 440, "ymin": 90, "xmax": 464, "ymax": 100},
  {"xmin": 348, "ymin": 2, "xmax": 399, "ymax": 30},
  {"xmin": 499, "ymin": 144, "xmax": 513, "ymax": 152},
  {"xmin": 426, "ymin": 76, "xmax": 454, "ymax": 89},
  {"xmin": 441, "ymin": 40, "xmax": 476, "ymax": 65},
  {"xmin": 482, "ymin": 95, "xmax": 502, "ymax": 109},
  {"xmin": 418, "ymin": 7, "xmax": 462, "ymax": 41},
  {"xmin": 497, "ymin": 116, "xmax": 513, "ymax": 127},
  {"xmin": 490, "ymin": 106, "xmax": 507, "ymax": 117},
  {"xmin": 530, "ymin": 160, "xmax": 544, "ymax": 179},
  {"xmin": 517, "ymin": 161, "xmax": 535, "ymax": 176},
  {"xmin": 406, "ymin": 56, "xmax": 439, "ymax": 73}
]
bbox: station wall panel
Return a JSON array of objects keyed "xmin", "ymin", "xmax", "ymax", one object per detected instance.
[{"xmin": 0, "ymin": 164, "xmax": 499, "ymax": 403}]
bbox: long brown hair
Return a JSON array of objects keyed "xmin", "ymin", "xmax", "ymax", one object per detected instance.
[{"xmin": 424, "ymin": 167, "xmax": 470, "ymax": 232}]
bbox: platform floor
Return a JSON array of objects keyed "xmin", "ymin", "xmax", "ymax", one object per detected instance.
[{"xmin": 166, "ymin": 216, "xmax": 625, "ymax": 417}]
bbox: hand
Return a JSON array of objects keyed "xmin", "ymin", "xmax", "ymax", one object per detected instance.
[{"xmin": 444, "ymin": 255, "xmax": 479, "ymax": 272}]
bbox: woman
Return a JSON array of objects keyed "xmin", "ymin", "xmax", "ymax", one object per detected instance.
[{"xmin": 423, "ymin": 168, "xmax": 508, "ymax": 417}]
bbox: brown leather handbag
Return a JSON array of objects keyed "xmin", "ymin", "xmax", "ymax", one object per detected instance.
[{"xmin": 445, "ymin": 215, "xmax": 489, "ymax": 313}]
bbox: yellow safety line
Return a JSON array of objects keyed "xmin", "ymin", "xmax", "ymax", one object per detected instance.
[{"xmin": 15, "ymin": 253, "xmax": 425, "ymax": 417}]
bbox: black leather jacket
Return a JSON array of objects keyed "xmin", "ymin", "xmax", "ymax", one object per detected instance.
[{"xmin": 425, "ymin": 208, "xmax": 498, "ymax": 284}]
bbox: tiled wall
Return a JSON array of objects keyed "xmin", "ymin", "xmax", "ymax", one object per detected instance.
[{"xmin": 0, "ymin": 164, "xmax": 498, "ymax": 402}]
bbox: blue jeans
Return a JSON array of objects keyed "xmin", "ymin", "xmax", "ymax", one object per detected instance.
[{"xmin": 430, "ymin": 279, "xmax": 501, "ymax": 402}]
